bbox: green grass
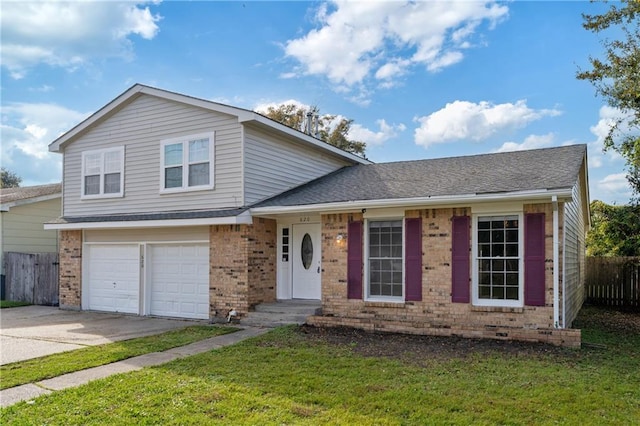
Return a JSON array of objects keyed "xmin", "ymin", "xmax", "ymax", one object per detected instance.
[
  {"xmin": 0, "ymin": 325, "xmax": 236, "ymax": 390},
  {"xmin": 0, "ymin": 300, "xmax": 31, "ymax": 309},
  {"xmin": 2, "ymin": 309, "xmax": 639, "ymax": 425}
]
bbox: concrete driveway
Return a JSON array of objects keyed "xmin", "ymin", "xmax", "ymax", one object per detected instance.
[{"xmin": 0, "ymin": 306, "xmax": 202, "ymax": 365}]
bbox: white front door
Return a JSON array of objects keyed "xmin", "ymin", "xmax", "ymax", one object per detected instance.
[
  {"xmin": 292, "ymin": 223, "xmax": 321, "ymax": 299},
  {"xmin": 86, "ymin": 244, "xmax": 140, "ymax": 314}
]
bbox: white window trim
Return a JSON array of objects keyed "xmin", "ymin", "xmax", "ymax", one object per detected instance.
[
  {"xmin": 471, "ymin": 211, "xmax": 524, "ymax": 308},
  {"xmin": 364, "ymin": 217, "xmax": 405, "ymax": 303},
  {"xmin": 81, "ymin": 146, "xmax": 125, "ymax": 199},
  {"xmin": 159, "ymin": 132, "xmax": 215, "ymax": 194}
]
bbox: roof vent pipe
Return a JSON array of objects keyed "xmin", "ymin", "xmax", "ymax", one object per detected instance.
[{"xmin": 306, "ymin": 111, "xmax": 313, "ymax": 136}]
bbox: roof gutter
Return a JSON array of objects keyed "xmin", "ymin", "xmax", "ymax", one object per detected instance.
[
  {"xmin": 44, "ymin": 211, "xmax": 253, "ymax": 231},
  {"xmin": 250, "ymin": 188, "xmax": 574, "ymax": 216}
]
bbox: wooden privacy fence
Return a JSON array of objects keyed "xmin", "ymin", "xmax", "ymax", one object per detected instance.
[
  {"xmin": 585, "ymin": 256, "xmax": 640, "ymax": 309},
  {"xmin": 4, "ymin": 252, "xmax": 59, "ymax": 305}
]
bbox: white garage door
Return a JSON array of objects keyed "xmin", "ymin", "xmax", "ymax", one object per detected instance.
[
  {"xmin": 87, "ymin": 244, "xmax": 140, "ymax": 314},
  {"xmin": 149, "ymin": 244, "xmax": 209, "ymax": 319}
]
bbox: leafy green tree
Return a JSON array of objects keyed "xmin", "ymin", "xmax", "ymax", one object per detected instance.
[
  {"xmin": 577, "ymin": 0, "xmax": 640, "ymax": 201},
  {"xmin": 261, "ymin": 104, "xmax": 366, "ymax": 157},
  {"xmin": 587, "ymin": 200, "xmax": 640, "ymax": 256},
  {"xmin": 0, "ymin": 168, "xmax": 21, "ymax": 188}
]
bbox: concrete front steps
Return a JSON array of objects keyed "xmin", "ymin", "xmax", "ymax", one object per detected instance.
[{"xmin": 240, "ymin": 300, "xmax": 322, "ymax": 327}]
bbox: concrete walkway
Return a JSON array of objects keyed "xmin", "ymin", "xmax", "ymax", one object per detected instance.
[{"xmin": 0, "ymin": 326, "xmax": 269, "ymax": 408}]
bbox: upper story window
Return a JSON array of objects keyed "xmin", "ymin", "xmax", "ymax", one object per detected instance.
[
  {"xmin": 81, "ymin": 146, "xmax": 124, "ymax": 199},
  {"xmin": 473, "ymin": 214, "xmax": 524, "ymax": 307},
  {"xmin": 367, "ymin": 219, "xmax": 404, "ymax": 300},
  {"xmin": 160, "ymin": 132, "xmax": 214, "ymax": 193}
]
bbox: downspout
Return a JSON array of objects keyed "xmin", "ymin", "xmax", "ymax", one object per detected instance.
[{"xmin": 552, "ymin": 196, "xmax": 560, "ymax": 328}]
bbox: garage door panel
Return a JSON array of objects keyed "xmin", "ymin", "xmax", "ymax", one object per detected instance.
[
  {"xmin": 87, "ymin": 245, "xmax": 139, "ymax": 314},
  {"xmin": 149, "ymin": 244, "xmax": 209, "ymax": 319}
]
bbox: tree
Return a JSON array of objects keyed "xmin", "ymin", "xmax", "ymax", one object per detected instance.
[
  {"xmin": 0, "ymin": 168, "xmax": 21, "ymax": 188},
  {"xmin": 261, "ymin": 104, "xmax": 366, "ymax": 157},
  {"xmin": 577, "ymin": 0, "xmax": 640, "ymax": 201},
  {"xmin": 586, "ymin": 200, "xmax": 640, "ymax": 256}
]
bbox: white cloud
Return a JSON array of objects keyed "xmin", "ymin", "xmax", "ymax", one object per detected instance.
[
  {"xmin": 284, "ymin": 1, "xmax": 508, "ymax": 95},
  {"xmin": 495, "ymin": 133, "xmax": 555, "ymax": 153},
  {"xmin": 349, "ymin": 120, "xmax": 406, "ymax": 147},
  {"xmin": 597, "ymin": 173, "xmax": 630, "ymax": 193},
  {"xmin": 1, "ymin": 103, "xmax": 89, "ymax": 185},
  {"xmin": 414, "ymin": 100, "xmax": 562, "ymax": 148},
  {"xmin": 1, "ymin": 1, "xmax": 161, "ymax": 77},
  {"xmin": 587, "ymin": 105, "xmax": 631, "ymax": 169}
]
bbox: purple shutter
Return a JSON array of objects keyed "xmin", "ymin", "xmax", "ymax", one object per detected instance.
[
  {"xmin": 405, "ymin": 218, "xmax": 422, "ymax": 301},
  {"xmin": 525, "ymin": 213, "xmax": 546, "ymax": 306},
  {"xmin": 451, "ymin": 216, "xmax": 470, "ymax": 303},
  {"xmin": 347, "ymin": 220, "xmax": 363, "ymax": 299}
]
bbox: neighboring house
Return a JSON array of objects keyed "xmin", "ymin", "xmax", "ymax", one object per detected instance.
[
  {"xmin": 45, "ymin": 84, "xmax": 589, "ymax": 347},
  {"xmin": 0, "ymin": 183, "xmax": 62, "ymax": 286}
]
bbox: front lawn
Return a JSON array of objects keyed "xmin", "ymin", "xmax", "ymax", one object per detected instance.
[
  {"xmin": 2, "ymin": 307, "xmax": 639, "ymax": 424},
  {"xmin": 0, "ymin": 325, "xmax": 236, "ymax": 390},
  {"xmin": 0, "ymin": 300, "xmax": 31, "ymax": 309}
]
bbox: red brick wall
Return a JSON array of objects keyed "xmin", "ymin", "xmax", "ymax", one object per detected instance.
[
  {"xmin": 209, "ymin": 218, "xmax": 276, "ymax": 319},
  {"xmin": 312, "ymin": 206, "xmax": 580, "ymax": 347},
  {"xmin": 59, "ymin": 230, "xmax": 82, "ymax": 310}
]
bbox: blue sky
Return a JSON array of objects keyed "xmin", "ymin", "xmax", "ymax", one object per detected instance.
[{"xmin": 1, "ymin": 0, "xmax": 633, "ymax": 204}]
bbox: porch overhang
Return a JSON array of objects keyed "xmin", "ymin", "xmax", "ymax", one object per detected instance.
[
  {"xmin": 250, "ymin": 188, "xmax": 574, "ymax": 217},
  {"xmin": 44, "ymin": 209, "xmax": 253, "ymax": 230}
]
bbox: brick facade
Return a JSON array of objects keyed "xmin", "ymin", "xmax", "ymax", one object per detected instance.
[
  {"xmin": 59, "ymin": 230, "xmax": 82, "ymax": 310},
  {"xmin": 310, "ymin": 205, "xmax": 581, "ymax": 348},
  {"xmin": 209, "ymin": 218, "xmax": 276, "ymax": 319}
]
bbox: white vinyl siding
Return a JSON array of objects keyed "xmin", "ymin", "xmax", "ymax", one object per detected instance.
[
  {"xmin": 62, "ymin": 95, "xmax": 243, "ymax": 216},
  {"xmin": 243, "ymin": 126, "xmax": 351, "ymax": 205},
  {"xmin": 562, "ymin": 168, "xmax": 587, "ymax": 328}
]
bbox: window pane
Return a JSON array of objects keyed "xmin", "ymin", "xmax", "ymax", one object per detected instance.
[
  {"xmin": 492, "ymin": 230, "xmax": 504, "ymax": 242},
  {"xmin": 506, "ymin": 230, "xmax": 518, "ymax": 242},
  {"xmin": 506, "ymin": 243, "xmax": 518, "ymax": 257},
  {"xmin": 493, "ymin": 244, "xmax": 504, "ymax": 257},
  {"xmin": 104, "ymin": 173, "xmax": 120, "ymax": 194},
  {"xmin": 506, "ymin": 273, "xmax": 519, "ymax": 286},
  {"xmin": 84, "ymin": 153, "xmax": 101, "ymax": 175},
  {"xmin": 479, "ymin": 285, "xmax": 491, "ymax": 298},
  {"xmin": 506, "ymin": 287, "xmax": 519, "ymax": 300},
  {"xmin": 164, "ymin": 143, "xmax": 183, "ymax": 166},
  {"xmin": 189, "ymin": 138, "xmax": 209, "ymax": 163},
  {"xmin": 104, "ymin": 150, "xmax": 121, "ymax": 173},
  {"xmin": 506, "ymin": 259, "xmax": 519, "ymax": 271},
  {"xmin": 492, "ymin": 259, "xmax": 505, "ymax": 271},
  {"xmin": 478, "ymin": 230, "xmax": 490, "ymax": 243},
  {"xmin": 165, "ymin": 166, "xmax": 182, "ymax": 188},
  {"xmin": 84, "ymin": 175, "xmax": 100, "ymax": 195},
  {"xmin": 189, "ymin": 163, "xmax": 210, "ymax": 186},
  {"xmin": 492, "ymin": 286, "xmax": 505, "ymax": 299}
]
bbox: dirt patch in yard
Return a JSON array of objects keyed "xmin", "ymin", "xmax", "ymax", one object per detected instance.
[{"xmin": 294, "ymin": 306, "xmax": 640, "ymax": 365}]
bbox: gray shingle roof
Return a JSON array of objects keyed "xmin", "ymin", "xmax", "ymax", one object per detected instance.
[
  {"xmin": 254, "ymin": 145, "xmax": 587, "ymax": 208},
  {"xmin": 0, "ymin": 183, "xmax": 61, "ymax": 205}
]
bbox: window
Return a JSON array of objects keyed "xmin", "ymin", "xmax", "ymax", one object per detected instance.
[
  {"xmin": 367, "ymin": 220, "xmax": 403, "ymax": 299},
  {"xmin": 160, "ymin": 132, "xmax": 214, "ymax": 192},
  {"xmin": 474, "ymin": 215, "xmax": 523, "ymax": 306},
  {"xmin": 81, "ymin": 147, "xmax": 124, "ymax": 198}
]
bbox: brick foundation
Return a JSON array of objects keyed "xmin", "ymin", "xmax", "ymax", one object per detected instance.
[{"xmin": 59, "ymin": 230, "xmax": 82, "ymax": 310}]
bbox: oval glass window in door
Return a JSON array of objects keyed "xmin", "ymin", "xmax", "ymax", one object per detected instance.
[{"xmin": 301, "ymin": 233, "xmax": 313, "ymax": 269}]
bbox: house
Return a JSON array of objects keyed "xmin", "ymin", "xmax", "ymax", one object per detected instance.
[
  {"xmin": 1, "ymin": 183, "xmax": 62, "ymax": 294},
  {"xmin": 45, "ymin": 84, "xmax": 589, "ymax": 347}
]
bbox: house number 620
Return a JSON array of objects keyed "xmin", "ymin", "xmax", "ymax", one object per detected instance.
[{"xmin": 299, "ymin": 216, "xmax": 310, "ymax": 222}]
